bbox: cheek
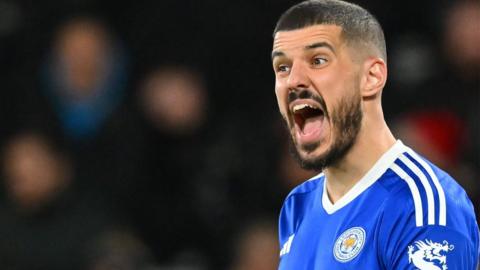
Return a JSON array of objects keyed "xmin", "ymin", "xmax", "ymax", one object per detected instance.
[
  {"xmin": 274, "ymin": 85, "xmax": 288, "ymax": 116},
  {"xmin": 313, "ymin": 75, "xmax": 353, "ymax": 112}
]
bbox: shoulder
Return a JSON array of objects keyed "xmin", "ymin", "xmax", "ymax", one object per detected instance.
[
  {"xmin": 284, "ymin": 172, "xmax": 325, "ymax": 202},
  {"xmin": 377, "ymin": 147, "xmax": 479, "ymax": 269},
  {"xmin": 278, "ymin": 173, "xmax": 324, "ymax": 241},
  {"xmin": 381, "ymin": 148, "xmax": 477, "ymax": 229},
  {"xmin": 280, "ymin": 172, "xmax": 324, "ymax": 219}
]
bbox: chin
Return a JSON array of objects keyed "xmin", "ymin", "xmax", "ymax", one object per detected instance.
[
  {"xmin": 293, "ymin": 140, "xmax": 332, "ymax": 171},
  {"xmin": 298, "ymin": 146, "xmax": 324, "ymax": 161}
]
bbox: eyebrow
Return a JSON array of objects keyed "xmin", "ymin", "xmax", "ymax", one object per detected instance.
[
  {"xmin": 271, "ymin": 51, "xmax": 285, "ymax": 61},
  {"xmin": 305, "ymin": 42, "xmax": 335, "ymax": 53},
  {"xmin": 271, "ymin": 42, "xmax": 335, "ymax": 61}
]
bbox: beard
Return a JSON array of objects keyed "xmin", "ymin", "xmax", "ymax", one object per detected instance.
[{"xmin": 287, "ymin": 91, "xmax": 363, "ymax": 171}]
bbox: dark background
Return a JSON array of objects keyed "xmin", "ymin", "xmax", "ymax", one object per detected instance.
[{"xmin": 0, "ymin": 0, "xmax": 478, "ymax": 269}]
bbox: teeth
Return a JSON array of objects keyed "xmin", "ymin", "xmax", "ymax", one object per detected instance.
[{"xmin": 292, "ymin": 104, "xmax": 319, "ymax": 113}]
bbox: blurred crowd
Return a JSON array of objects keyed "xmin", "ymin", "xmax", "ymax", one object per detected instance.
[{"xmin": 0, "ymin": 0, "xmax": 478, "ymax": 269}]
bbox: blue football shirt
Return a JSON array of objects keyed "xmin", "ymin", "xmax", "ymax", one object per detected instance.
[{"xmin": 278, "ymin": 141, "xmax": 479, "ymax": 269}]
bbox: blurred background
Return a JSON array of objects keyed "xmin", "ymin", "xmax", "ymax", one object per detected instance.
[{"xmin": 0, "ymin": 0, "xmax": 478, "ymax": 269}]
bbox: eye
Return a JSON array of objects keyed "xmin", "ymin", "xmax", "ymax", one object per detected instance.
[
  {"xmin": 276, "ymin": 64, "xmax": 290, "ymax": 73},
  {"xmin": 312, "ymin": 57, "xmax": 328, "ymax": 67}
]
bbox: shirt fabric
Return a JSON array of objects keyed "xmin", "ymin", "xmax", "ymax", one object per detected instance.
[{"xmin": 278, "ymin": 140, "xmax": 479, "ymax": 270}]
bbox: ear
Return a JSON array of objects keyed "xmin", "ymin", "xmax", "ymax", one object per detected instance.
[{"xmin": 361, "ymin": 58, "xmax": 387, "ymax": 98}]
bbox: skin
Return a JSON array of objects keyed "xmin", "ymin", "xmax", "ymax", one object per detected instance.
[
  {"xmin": 3, "ymin": 134, "xmax": 71, "ymax": 212},
  {"xmin": 272, "ymin": 24, "xmax": 395, "ymax": 203},
  {"xmin": 55, "ymin": 20, "xmax": 110, "ymax": 98}
]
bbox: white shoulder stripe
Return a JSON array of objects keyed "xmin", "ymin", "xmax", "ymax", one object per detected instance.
[
  {"xmin": 399, "ymin": 155, "xmax": 436, "ymax": 225},
  {"xmin": 406, "ymin": 149, "xmax": 447, "ymax": 226},
  {"xmin": 390, "ymin": 163, "xmax": 424, "ymax": 227}
]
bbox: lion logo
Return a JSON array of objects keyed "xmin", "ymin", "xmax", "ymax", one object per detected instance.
[{"xmin": 407, "ymin": 239, "xmax": 454, "ymax": 270}]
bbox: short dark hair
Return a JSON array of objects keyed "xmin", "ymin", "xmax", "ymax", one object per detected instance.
[{"xmin": 274, "ymin": 0, "xmax": 387, "ymax": 61}]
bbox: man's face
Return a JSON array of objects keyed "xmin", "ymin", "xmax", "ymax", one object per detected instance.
[{"xmin": 272, "ymin": 24, "xmax": 363, "ymax": 170}]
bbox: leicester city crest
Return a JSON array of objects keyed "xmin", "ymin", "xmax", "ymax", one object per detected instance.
[{"xmin": 333, "ymin": 227, "xmax": 366, "ymax": 262}]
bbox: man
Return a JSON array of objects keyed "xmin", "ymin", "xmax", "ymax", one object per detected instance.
[{"xmin": 271, "ymin": 0, "xmax": 479, "ymax": 269}]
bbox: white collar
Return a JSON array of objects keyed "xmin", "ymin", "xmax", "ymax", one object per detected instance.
[{"xmin": 322, "ymin": 140, "xmax": 406, "ymax": 214}]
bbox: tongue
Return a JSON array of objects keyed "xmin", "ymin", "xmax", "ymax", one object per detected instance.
[{"xmin": 302, "ymin": 116, "xmax": 323, "ymax": 135}]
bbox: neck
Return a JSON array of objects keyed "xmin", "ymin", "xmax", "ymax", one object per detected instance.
[{"xmin": 324, "ymin": 107, "xmax": 396, "ymax": 204}]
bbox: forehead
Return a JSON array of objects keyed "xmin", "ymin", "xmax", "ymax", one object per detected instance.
[{"xmin": 273, "ymin": 24, "xmax": 343, "ymax": 52}]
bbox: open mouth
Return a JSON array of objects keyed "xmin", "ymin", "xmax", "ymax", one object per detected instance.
[
  {"xmin": 292, "ymin": 103, "xmax": 325, "ymax": 133},
  {"xmin": 289, "ymin": 101, "xmax": 326, "ymax": 146}
]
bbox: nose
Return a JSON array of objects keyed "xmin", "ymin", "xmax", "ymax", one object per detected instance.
[{"xmin": 286, "ymin": 62, "xmax": 310, "ymax": 90}]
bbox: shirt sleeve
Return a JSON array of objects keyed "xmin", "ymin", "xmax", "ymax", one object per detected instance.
[
  {"xmin": 278, "ymin": 195, "xmax": 295, "ymax": 253},
  {"xmin": 377, "ymin": 186, "xmax": 479, "ymax": 270}
]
